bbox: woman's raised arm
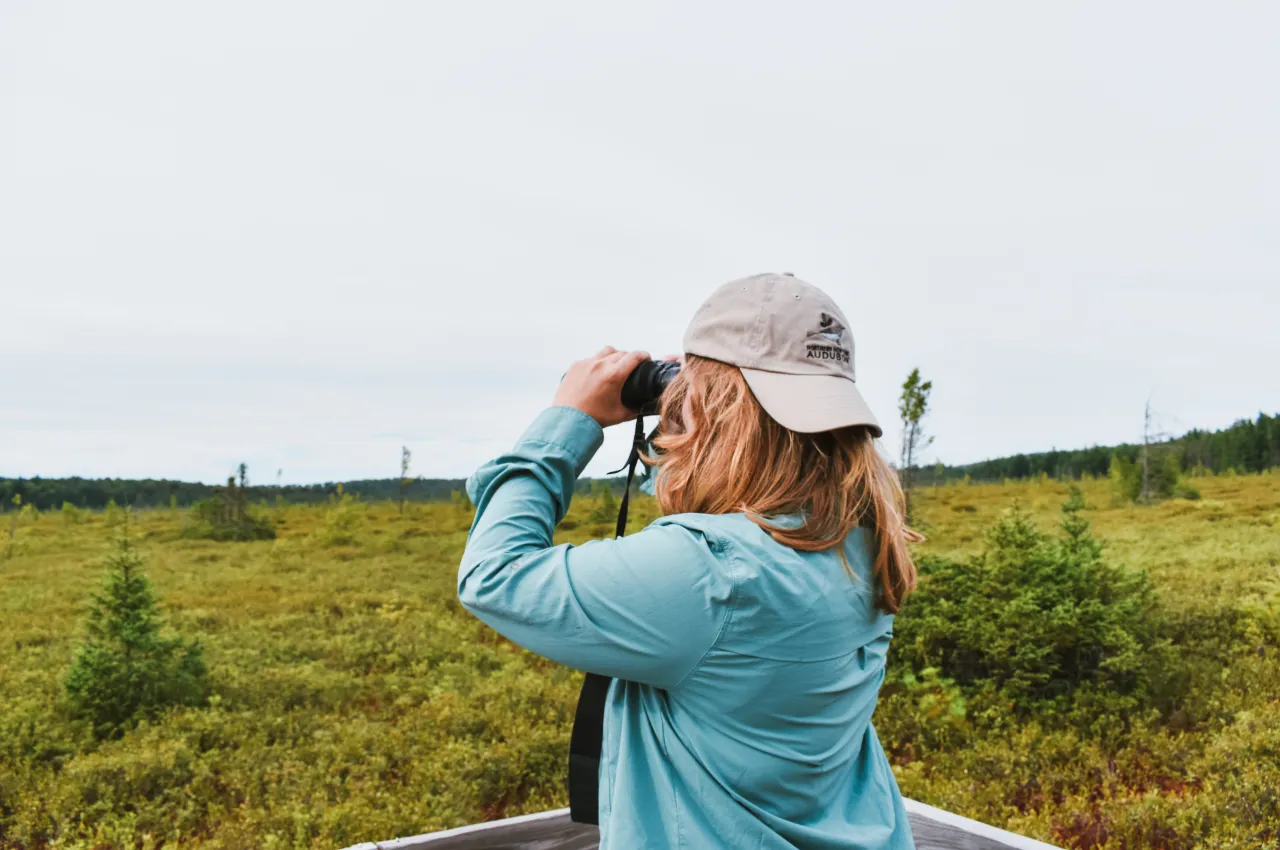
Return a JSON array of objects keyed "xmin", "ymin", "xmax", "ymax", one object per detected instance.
[{"xmin": 458, "ymin": 405, "xmax": 732, "ymax": 689}]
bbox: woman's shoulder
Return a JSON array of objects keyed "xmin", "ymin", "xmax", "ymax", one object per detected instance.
[
  {"xmin": 649, "ymin": 511, "xmax": 874, "ymax": 565},
  {"xmin": 648, "ymin": 513, "xmax": 891, "ymax": 657},
  {"xmin": 646, "ymin": 512, "xmax": 759, "ymax": 567},
  {"xmin": 647, "ymin": 512, "xmax": 876, "ymax": 586}
]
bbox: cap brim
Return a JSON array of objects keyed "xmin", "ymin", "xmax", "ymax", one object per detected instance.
[{"xmin": 739, "ymin": 368, "xmax": 882, "ymax": 437}]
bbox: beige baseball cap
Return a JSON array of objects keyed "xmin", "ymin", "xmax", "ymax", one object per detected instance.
[{"xmin": 683, "ymin": 272, "xmax": 881, "ymax": 437}]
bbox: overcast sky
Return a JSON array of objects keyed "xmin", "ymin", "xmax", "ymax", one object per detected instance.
[{"xmin": 2, "ymin": 1, "xmax": 1277, "ymax": 484}]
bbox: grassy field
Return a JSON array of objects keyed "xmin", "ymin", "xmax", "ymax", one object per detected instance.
[{"xmin": 1, "ymin": 473, "xmax": 1278, "ymax": 849}]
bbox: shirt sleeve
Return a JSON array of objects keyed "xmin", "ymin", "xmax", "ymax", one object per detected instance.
[{"xmin": 458, "ymin": 406, "xmax": 734, "ymax": 689}]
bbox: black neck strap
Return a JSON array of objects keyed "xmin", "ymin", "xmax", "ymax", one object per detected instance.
[
  {"xmin": 611, "ymin": 416, "xmax": 646, "ymax": 537},
  {"xmin": 567, "ymin": 415, "xmax": 646, "ymax": 824}
]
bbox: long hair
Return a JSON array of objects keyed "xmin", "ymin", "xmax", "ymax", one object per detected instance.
[{"xmin": 649, "ymin": 355, "xmax": 919, "ymax": 613}]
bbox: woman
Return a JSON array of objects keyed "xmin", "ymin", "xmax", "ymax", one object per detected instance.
[{"xmin": 459, "ymin": 273, "xmax": 918, "ymax": 849}]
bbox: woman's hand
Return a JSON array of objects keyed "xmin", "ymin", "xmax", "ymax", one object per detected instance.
[{"xmin": 554, "ymin": 347, "xmax": 651, "ymax": 429}]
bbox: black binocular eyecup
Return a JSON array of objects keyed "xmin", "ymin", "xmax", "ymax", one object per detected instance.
[{"xmin": 620, "ymin": 360, "xmax": 681, "ymax": 414}]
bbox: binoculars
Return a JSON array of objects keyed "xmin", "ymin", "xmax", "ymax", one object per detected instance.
[{"xmin": 620, "ymin": 360, "xmax": 681, "ymax": 414}]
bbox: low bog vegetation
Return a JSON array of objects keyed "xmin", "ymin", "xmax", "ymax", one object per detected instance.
[{"xmin": 0, "ymin": 473, "xmax": 1277, "ymax": 849}]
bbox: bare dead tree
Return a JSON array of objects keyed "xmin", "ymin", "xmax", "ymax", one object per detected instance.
[
  {"xmin": 898, "ymin": 368, "xmax": 935, "ymax": 525},
  {"xmin": 399, "ymin": 446, "xmax": 412, "ymax": 515}
]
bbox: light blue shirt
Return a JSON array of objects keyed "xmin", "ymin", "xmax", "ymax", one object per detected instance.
[{"xmin": 460, "ymin": 406, "xmax": 914, "ymax": 850}]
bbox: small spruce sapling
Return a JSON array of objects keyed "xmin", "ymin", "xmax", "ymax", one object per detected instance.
[
  {"xmin": 65, "ymin": 527, "xmax": 208, "ymax": 738},
  {"xmin": 1061, "ymin": 485, "xmax": 1102, "ymax": 562}
]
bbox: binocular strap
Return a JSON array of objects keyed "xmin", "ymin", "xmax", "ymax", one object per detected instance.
[
  {"xmin": 568, "ymin": 671, "xmax": 611, "ymax": 824},
  {"xmin": 567, "ymin": 416, "xmax": 646, "ymax": 825}
]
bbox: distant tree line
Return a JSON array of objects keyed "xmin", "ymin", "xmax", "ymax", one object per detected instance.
[
  {"xmin": 0, "ymin": 472, "xmax": 639, "ymax": 512},
  {"xmin": 0, "ymin": 476, "xmax": 470, "ymax": 512},
  {"xmin": 924, "ymin": 412, "xmax": 1279, "ymax": 483},
  {"xmin": 4, "ymin": 412, "xmax": 1275, "ymax": 510}
]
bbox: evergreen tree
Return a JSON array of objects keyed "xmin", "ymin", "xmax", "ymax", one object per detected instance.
[
  {"xmin": 893, "ymin": 496, "xmax": 1168, "ymax": 728},
  {"xmin": 1060, "ymin": 485, "xmax": 1100, "ymax": 562},
  {"xmin": 65, "ymin": 530, "xmax": 208, "ymax": 739},
  {"xmin": 1110, "ymin": 450, "xmax": 1190, "ymax": 504}
]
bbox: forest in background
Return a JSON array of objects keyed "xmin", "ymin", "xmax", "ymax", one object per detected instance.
[
  {"xmin": 3, "ymin": 411, "xmax": 1277, "ymax": 511},
  {"xmin": 931, "ymin": 410, "xmax": 1280, "ymax": 484}
]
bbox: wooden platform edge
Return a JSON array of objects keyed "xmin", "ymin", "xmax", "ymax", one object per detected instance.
[
  {"xmin": 342, "ymin": 800, "xmax": 1063, "ymax": 850},
  {"xmin": 903, "ymin": 798, "xmax": 1061, "ymax": 850}
]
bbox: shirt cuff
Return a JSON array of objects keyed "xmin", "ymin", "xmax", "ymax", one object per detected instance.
[{"xmin": 517, "ymin": 406, "xmax": 605, "ymax": 477}]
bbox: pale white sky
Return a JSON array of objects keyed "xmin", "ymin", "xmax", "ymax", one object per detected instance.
[{"xmin": 2, "ymin": 1, "xmax": 1277, "ymax": 484}]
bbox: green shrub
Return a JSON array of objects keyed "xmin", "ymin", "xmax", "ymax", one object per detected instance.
[
  {"xmin": 451, "ymin": 489, "xmax": 473, "ymax": 521},
  {"xmin": 893, "ymin": 494, "xmax": 1172, "ymax": 732},
  {"xmin": 586, "ymin": 481, "xmax": 618, "ymax": 525},
  {"xmin": 1110, "ymin": 451, "xmax": 1185, "ymax": 504},
  {"xmin": 874, "ymin": 666, "xmax": 970, "ymax": 761},
  {"xmin": 61, "ymin": 501, "xmax": 86, "ymax": 524},
  {"xmin": 311, "ymin": 491, "xmax": 366, "ymax": 547},
  {"xmin": 4, "ymin": 494, "xmax": 30, "ymax": 559},
  {"xmin": 181, "ymin": 477, "xmax": 275, "ymax": 541},
  {"xmin": 103, "ymin": 498, "xmax": 126, "ymax": 527},
  {"xmin": 65, "ymin": 533, "xmax": 209, "ymax": 739}
]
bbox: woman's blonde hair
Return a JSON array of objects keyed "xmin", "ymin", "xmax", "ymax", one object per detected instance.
[{"xmin": 649, "ymin": 355, "xmax": 919, "ymax": 613}]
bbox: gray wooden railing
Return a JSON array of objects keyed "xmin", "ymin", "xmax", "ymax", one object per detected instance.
[{"xmin": 344, "ymin": 799, "xmax": 1061, "ymax": 849}]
